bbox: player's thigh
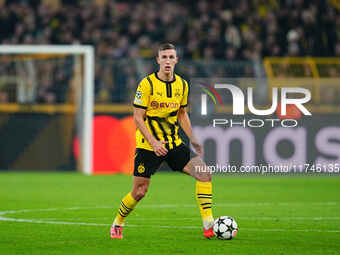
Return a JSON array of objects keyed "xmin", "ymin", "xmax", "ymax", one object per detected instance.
[
  {"xmin": 165, "ymin": 143, "xmax": 196, "ymax": 173},
  {"xmin": 134, "ymin": 148, "xmax": 164, "ymax": 178}
]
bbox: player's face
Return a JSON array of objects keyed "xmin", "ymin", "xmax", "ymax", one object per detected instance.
[{"xmin": 157, "ymin": 49, "xmax": 178, "ymax": 75}]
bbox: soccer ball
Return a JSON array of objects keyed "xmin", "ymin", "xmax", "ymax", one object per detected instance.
[{"xmin": 213, "ymin": 216, "xmax": 238, "ymax": 240}]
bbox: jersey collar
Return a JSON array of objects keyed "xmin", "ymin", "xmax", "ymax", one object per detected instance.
[{"xmin": 154, "ymin": 72, "xmax": 176, "ymax": 83}]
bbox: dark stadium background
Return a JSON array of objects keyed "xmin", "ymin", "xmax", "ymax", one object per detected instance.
[
  {"xmin": 1, "ymin": 0, "xmax": 340, "ymax": 173},
  {"xmin": 0, "ymin": 1, "xmax": 340, "ymax": 255}
]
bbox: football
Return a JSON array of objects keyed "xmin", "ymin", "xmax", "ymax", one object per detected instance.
[{"xmin": 213, "ymin": 216, "xmax": 238, "ymax": 240}]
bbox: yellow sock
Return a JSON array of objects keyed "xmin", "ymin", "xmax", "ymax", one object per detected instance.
[
  {"xmin": 196, "ymin": 181, "xmax": 214, "ymax": 229},
  {"xmin": 113, "ymin": 192, "xmax": 138, "ymax": 226}
]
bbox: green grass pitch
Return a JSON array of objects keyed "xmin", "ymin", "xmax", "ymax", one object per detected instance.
[{"xmin": 0, "ymin": 172, "xmax": 340, "ymax": 255}]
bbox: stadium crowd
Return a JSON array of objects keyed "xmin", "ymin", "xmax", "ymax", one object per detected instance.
[
  {"xmin": 1, "ymin": 0, "xmax": 340, "ymax": 59},
  {"xmin": 0, "ymin": 0, "xmax": 339, "ymax": 103}
]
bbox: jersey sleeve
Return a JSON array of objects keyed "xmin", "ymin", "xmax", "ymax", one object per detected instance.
[
  {"xmin": 133, "ymin": 78, "xmax": 151, "ymax": 109},
  {"xmin": 180, "ymin": 80, "xmax": 189, "ymax": 108}
]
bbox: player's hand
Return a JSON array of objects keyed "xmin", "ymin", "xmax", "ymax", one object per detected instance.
[
  {"xmin": 151, "ymin": 140, "xmax": 168, "ymax": 157},
  {"xmin": 191, "ymin": 139, "xmax": 203, "ymax": 157}
]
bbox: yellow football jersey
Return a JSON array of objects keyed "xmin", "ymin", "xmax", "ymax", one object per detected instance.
[{"xmin": 133, "ymin": 72, "xmax": 189, "ymax": 151}]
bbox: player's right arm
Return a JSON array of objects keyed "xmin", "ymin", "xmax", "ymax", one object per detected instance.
[{"xmin": 133, "ymin": 79, "xmax": 168, "ymax": 156}]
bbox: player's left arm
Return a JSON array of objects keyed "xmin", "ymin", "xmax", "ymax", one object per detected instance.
[
  {"xmin": 178, "ymin": 79, "xmax": 202, "ymax": 156},
  {"xmin": 178, "ymin": 107, "xmax": 202, "ymax": 157}
]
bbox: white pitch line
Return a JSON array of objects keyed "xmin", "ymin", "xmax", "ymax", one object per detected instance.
[
  {"xmin": 1, "ymin": 205, "xmax": 340, "ymax": 234},
  {"xmin": 0, "ymin": 201, "xmax": 338, "ymax": 216},
  {"xmin": 0, "ymin": 206, "xmax": 113, "ymax": 216},
  {"xmin": 29, "ymin": 216, "xmax": 340, "ymax": 221},
  {"xmin": 241, "ymin": 228, "xmax": 340, "ymax": 233},
  {"xmin": 0, "ymin": 216, "xmax": 108, "ymax": 226},
  {"xmin": 1, "ymin": 216, "xmax": 340, "ymax": 233},
  {"xmin": 4, "ymin": 215, "xmax": 340, "ymax": 223},
  {"xmin": 139, "ymin": 201, "xmax": 339, "ymax": 208},
  {"xmin": 35, "ymin": 217, "xmax": 112, "ymax": 221},
  {"xmin": 126, "ymin": 216, "xmax": 340, "ymax": 221}
]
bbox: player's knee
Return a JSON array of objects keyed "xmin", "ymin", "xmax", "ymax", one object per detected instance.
[
  {"xmin": 135, "ymin": 191, "xmax": 146, "ymax": 201},
  {"xmin": 135, "ymin": 185, "xmax": 148, "ymax": 201},
  {"xmin": 196, "ymin": 172, "xmax": 211, "ymax": 182},
  {"xmin": 197, "ymin": 176, "xmax": 211, "ymax": 182}
]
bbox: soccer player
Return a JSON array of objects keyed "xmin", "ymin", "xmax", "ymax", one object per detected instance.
[{"xmin": 110, "ymin": 43, "xmax": 214, "ymax": 239}]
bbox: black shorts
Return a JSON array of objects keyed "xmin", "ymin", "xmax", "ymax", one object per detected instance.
[{"xmin": 134, "ymin": 143, "xmax": 197, "ymax": 178}]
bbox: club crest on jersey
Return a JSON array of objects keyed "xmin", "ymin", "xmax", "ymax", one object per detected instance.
[{"xmin": 175, "ymin": 89, "xmax": 181, "ymax": 98}]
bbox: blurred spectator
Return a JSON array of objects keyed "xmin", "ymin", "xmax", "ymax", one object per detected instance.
[
  {"xmin": 0, "ymin": 0, "xmax": 339, "ymax": 104},
  {"xmin": 329, "ymin": 67, "xmax": 340, "ymax": 77},
  {"xmin": 36, "ymin": 76, "xmax": 56, "ymax": 104},
  {"xmin": 0, "ymin": 91, "xmax": 8, "ymax": 103},
  {"xmin": 335, "ymin": 42, "xmax": 340, "ymax": 57},
  {"xmin": 0, "ymin": 0, "xmax": 338, "ymax": 60},
  {"xmin": 320, "ymin": 87, "xmax": 336, "ymax": 104}
]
